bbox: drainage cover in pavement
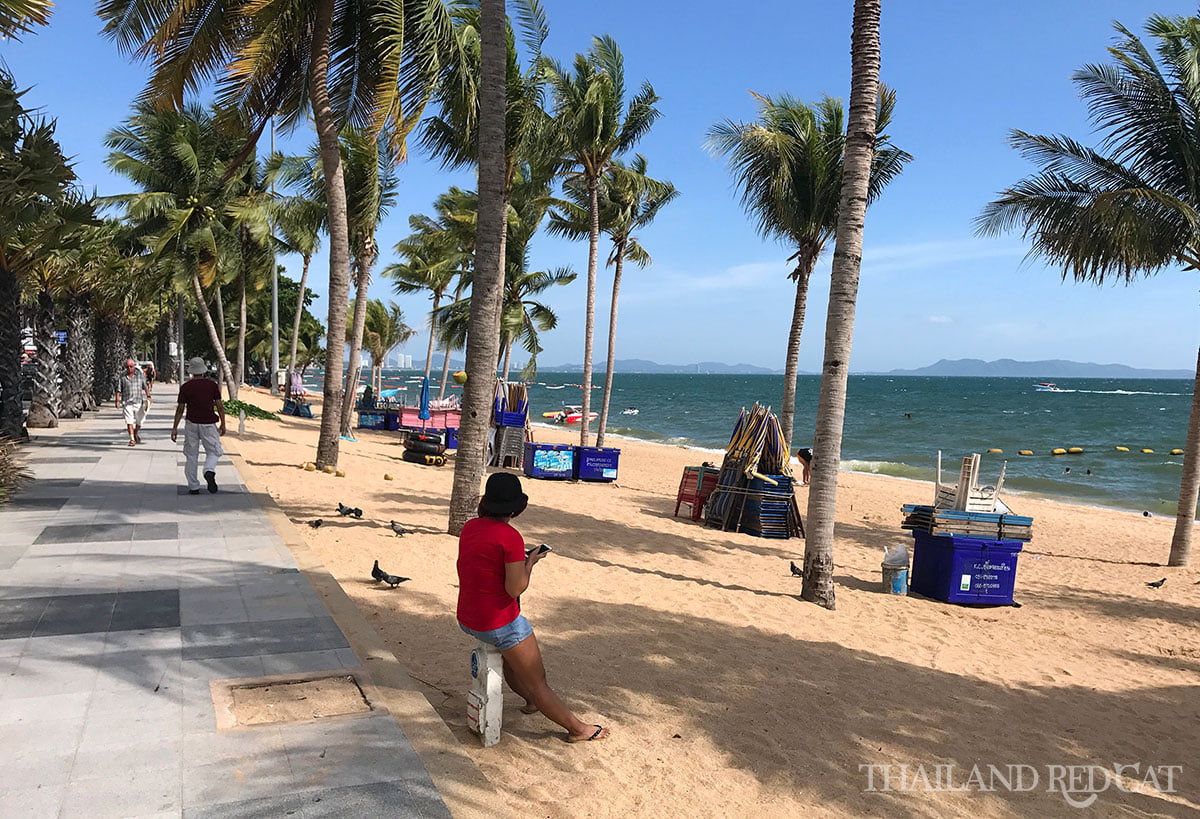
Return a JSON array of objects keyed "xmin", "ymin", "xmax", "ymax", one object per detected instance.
[{"xmin": 229, "ymin": 675, "xmax": 370, "ymax": 726}]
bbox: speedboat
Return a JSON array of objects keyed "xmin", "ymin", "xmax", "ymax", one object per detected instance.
[
  {"xmin": 542, "ymin": 405, "xmax": 598, "ymax": 424},
  {"xmin": 1034, "ymin": 383, "xmax": 1063, "ymax": 392},
  {"xmin": 621, "ymin": 408, "xmax": 639, "ymax": 415}
]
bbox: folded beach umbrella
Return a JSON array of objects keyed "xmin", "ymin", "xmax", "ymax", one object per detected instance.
[{"xmin": 419, "ymin": 377, "xmax": 431, "ymax": 422}]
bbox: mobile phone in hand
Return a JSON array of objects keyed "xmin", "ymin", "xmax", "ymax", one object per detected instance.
[{"xmin": 525, "ymin": 544, "xmax": 553, "ymax": 557}]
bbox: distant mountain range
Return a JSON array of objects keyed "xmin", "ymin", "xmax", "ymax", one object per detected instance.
[
  {"xmin": 537, "ymin": 358, "xmax": 782, "ymax": 375},
  {"xmin": 403, "ymin": 356, "xmax": 1190, "ymax": 379},
  {"xmin": 878, "ymin": 358, "xmax": 1192, "ymax": 379}
]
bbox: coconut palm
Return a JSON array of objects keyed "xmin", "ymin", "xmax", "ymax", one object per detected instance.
[
  {"xmin": 707, "ymin": 90, "xmax": 909, "ymax": 451},
  {"xmin": 448, "ymin": 0, "xmax": 508, "ymax": 534},
  {"xmin": 543, "ymin": 35, "xmax": 662, "ymax": 447},
  {"xmin": 385, "ymin": 213, "xmax": 465, "ymax": 382},
  {"xmin": 275, "ymin": 196, "xmax": 324, "ymax": 398},
  {"xmin": 102, "ymin": 103, "xmax": 242, "ymax": 397},
  {"xmin": 282, "ymin": 128, "xmax": 398, "ymax": 435},
  {"xmin": 978, "ymin": 14, "xmax": 1200, "ymax": 567},
  {"xmin": 0, "ymin": 0, "xmax": 51, "ymax": 39},
  {"xmin": 98, "ymin": 0, "xmax": 460, "ymax": 469},
  {"xmin": 800, "ymin": 0, "xmax": 885, "ymax": 610},
  {"xmin": 548, "ymin": 155, "xmax": 678, "ymax": 445},
  {"xmin": 362, "ymin": 300, "xmax": 415, "ymax": 394},
  {"xmin": 225, "ymin": 150, "xmax": 284, "ymax": 391}
]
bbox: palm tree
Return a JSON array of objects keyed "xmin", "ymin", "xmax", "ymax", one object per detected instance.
[
  {"xmin": 283, "ymin": 128, "xmax": 398, "ymax": 435},
  {"xmin": 448, "ymin": 0, "xmax": 508, "ymax": 534},
  {"xmin": 543, "ymin": 35, "xmax": 662, "ymax": 447},
  {"xmin": 0, "ymin": 0, "xmax": 51, "ymax": 38},
  {"xmin": 102, "ymin": 103, "xmax": 242, "ymax": 397},
  {"xmin": 339, "ymin": 129, "xmax": 399, "ymax": 437},
  {"xmin": 225, "ymin": 149, "xmax": 284, "ymax": 392},
  {"xmin": 98, "ymin": 0, "xmax": 459, "ymax": 469},
  {"xmin": 801, "ymin": 0, "xmax": 885, "ymax": 610},
  {"xmin": 362, "ymin": 300, "xmax": 415, "ymax": 393},
  {"xmin": 385, "ymin": 214, "xmax": 464, "ymax": 382},
  {"xmin": 978, "ymin": 14, "xmax": 1200, "ymax": 567},
  {"xmin": 0, "ymin": 68, "xmax": 83, "ymax": 439},
  {"xmin": 548, "ymin": 155, "xmax": 678, "ymax": 445},
  {"xmin": 275, "ymin": 196, "xmax": 324, "ymax": 398},
  {"xmin": 708, "ymin": 91, "xmax": 909, "ymax": 451},
  {"xmin": 422, "ymin": 0, "xmax": 554, "ymax": 355}
]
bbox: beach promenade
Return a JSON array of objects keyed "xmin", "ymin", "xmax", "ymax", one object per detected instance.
[{"xmin": 0, "ymin": 400, "xmax": 494, "ymax": 818}]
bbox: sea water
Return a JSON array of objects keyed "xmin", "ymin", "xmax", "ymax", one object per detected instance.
[{"xmin": 313, "ymin": 370, "xmax": 1194, "ymax": 515}]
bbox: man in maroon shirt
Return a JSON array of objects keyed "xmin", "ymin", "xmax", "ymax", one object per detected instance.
[{"xmin": 171, "ymin": 358, "xmax": 226, "ymax": 494}]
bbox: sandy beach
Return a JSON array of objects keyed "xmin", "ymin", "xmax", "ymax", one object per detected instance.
[{"xmin": 227, "ymin": 387, "xmax": 1199, "ymax": 817}]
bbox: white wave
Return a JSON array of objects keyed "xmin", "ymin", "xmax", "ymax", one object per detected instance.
[{"xmin": 1073, "ymin": 389, "xmax": 1185, "ymax": 396}]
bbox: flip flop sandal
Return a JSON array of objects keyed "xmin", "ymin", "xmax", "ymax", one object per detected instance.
[{"xmin": 567, "ymin": 725, "xmax": 607, "ymax": 743}]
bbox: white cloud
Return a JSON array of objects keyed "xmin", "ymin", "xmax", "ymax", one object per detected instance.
[
  {"xmin": 928, "ymin": 315, "xmax": 953, "ymax": 324},
  {"xmin": 863, "ymin": 237, "xmax": 1025, "ymax": 275}
]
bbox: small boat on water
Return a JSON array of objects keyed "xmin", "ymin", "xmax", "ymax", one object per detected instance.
[
  {"xmin": 1034, "ymin": 382, "xmax": 1064, "ymax": 392},
  {"xmin": 542, "ymin": 405, "xmax": 598, "ymax": 424},
  {"xmin": 621, "ymin": 408, "xmax": 639, "ymax": 415}
]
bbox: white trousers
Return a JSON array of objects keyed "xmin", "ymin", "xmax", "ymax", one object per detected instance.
[{"xmin": 183, "ymin": 420, "xmax": 224, "ymax": 490}]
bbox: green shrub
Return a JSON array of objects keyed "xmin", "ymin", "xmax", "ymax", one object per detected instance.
[
  {"xmin": 0, "ymin": 440, "xmax": 30, "ymax": 503},
  {"xmin": 223, "ymin": 399, "xmax": 278, "ymax": 421}
]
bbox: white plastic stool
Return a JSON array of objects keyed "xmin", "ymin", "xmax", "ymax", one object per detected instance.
[{"xmin": 466, "ymin": 640, "xmax": 503, "ymax": 747}]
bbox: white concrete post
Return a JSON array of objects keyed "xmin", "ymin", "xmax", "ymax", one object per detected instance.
[{"xmin": 466, "ymin": 641, "xmax": 503, "ymax": 747}]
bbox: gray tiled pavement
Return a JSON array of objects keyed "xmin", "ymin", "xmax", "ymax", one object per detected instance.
[{"xmin": 0, "ymin": 402, "xmax": 451, "ymax": 818}]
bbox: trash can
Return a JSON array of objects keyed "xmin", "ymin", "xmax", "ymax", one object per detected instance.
[
  {"xmin": 881, "ymin": 543, "xmax": 910, "ymax": 595},
  {"xmin": 910, "ymin": 530, "xmax": 1022, "ymax": 605}
]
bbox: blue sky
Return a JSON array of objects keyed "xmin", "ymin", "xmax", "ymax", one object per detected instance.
[{"xmin": 3, "ymin": 1, "xmax": 1197, "ymax": 372}]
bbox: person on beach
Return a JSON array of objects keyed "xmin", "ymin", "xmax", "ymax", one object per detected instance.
[
  {"xmin": 456, "ymin": 473, "xmax": 609, "ymax": 744},
  {"xmin": 116, "ymin": 358, "xmax": 150, "ymax": 446},
  {"xmin": 171, "ymin": 357, "xmax": 226, "ymax": 494},
  {"xmin": 796, "ymin": 447, "xmax": 812, "ymax": 485}
]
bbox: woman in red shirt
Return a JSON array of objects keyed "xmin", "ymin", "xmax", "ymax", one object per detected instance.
[{"xmin": 457, "ymin": 473, "xmax": 609, "ymax": 743}]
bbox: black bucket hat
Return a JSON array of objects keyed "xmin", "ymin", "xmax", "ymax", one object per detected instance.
[{"xmin": 481, "ymin": 472, "xmax": 528, "ymax": 516}]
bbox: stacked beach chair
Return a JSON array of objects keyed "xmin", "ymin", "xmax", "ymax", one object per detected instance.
[
  {"xmin": 901, "ymin": 452, "xmax": 1031, "ymax": 605},
  {"xmin": 490, "ymin": 381, "xmax": 530, "ymax": 469},
  {"xmin": 704, "ymin": 404, "xmax": 804, "ymax": 539}
]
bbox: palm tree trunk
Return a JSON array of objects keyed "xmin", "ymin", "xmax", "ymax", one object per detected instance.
[
  {"xmin": 191, "ymin": 273, "xmax": 238, "ymax": 398},
  {"xmin": 0, "ymin": 265, "xmax": 23, "ymax": 439},
  {"xmin": 62, "ymin": 293, "xmax": 92, "ymax": 415},
  {"xmin": 92, "ymin": 315, "xmax": 117, "ymax": 404},
  {"xmin": 448, "ymin": 0, "xmax": 507, "ymax": 535},
  {"xmin": 780, "ymin": 254, "xmax": 816, "ymax": 452},
  {"xmin": 286, "ymin": 251, "xmax": 311, "ymax": 398},
  {"xmin": 438, "ymin": 342, "xmax": 453, "ymax": 399},
  {"xmin": 438, "ymin": 281, "xmax": 464, "ymax": 399},
  {"xmin": 597, "ymin": 241, "xmax": 627, "ymax": 447},
  {"xmin": 27, "ymin": 289, "xmax": 61, "ymax": 428},
  {"xmin": 311, "ymin": 0, "xmax": 353, "ymax": 470},
  {"xmin": 214, "ymin": 285, "xmax": 226, "ymax": 350},
  {"xmin": 340, "ymin": 254, "xmax": 374, "ymax": 437},
  {"xmin": 801, "ymin": 0, "xmax": 882, "ymax": 611},
  {"xmin": 423, "ymin": 292, "xmax": 441, "ymax": 380},
  {"xmin": 579, "ymin": 177, "xmax": 601, "ymax": 447},
  {"xmin": 1168, "ymin": 344, "xmax": 1200, "ymax": 566},
  {"xmin": 236, "ymin": 264, "xmax": 247, "ymax": 390}
]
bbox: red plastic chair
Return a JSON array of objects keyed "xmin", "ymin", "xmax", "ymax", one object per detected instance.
[{"xmin": 674, "ymin": 466, "xmax": 721, "ymax": 521}]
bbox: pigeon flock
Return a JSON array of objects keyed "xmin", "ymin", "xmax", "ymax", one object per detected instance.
[{"xmin": 302, "ymin": 502, "xmax": 414, "ymax": 590}]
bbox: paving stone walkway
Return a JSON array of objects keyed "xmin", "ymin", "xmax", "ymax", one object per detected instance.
[{"xmin": 0, "ymin": 401, "xmax": 452, "ymax": 818}]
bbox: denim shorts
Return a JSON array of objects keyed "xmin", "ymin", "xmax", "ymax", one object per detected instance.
[{"xmin": 459, "ymin": 615, "xmax": 533, "ymax": 651}]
